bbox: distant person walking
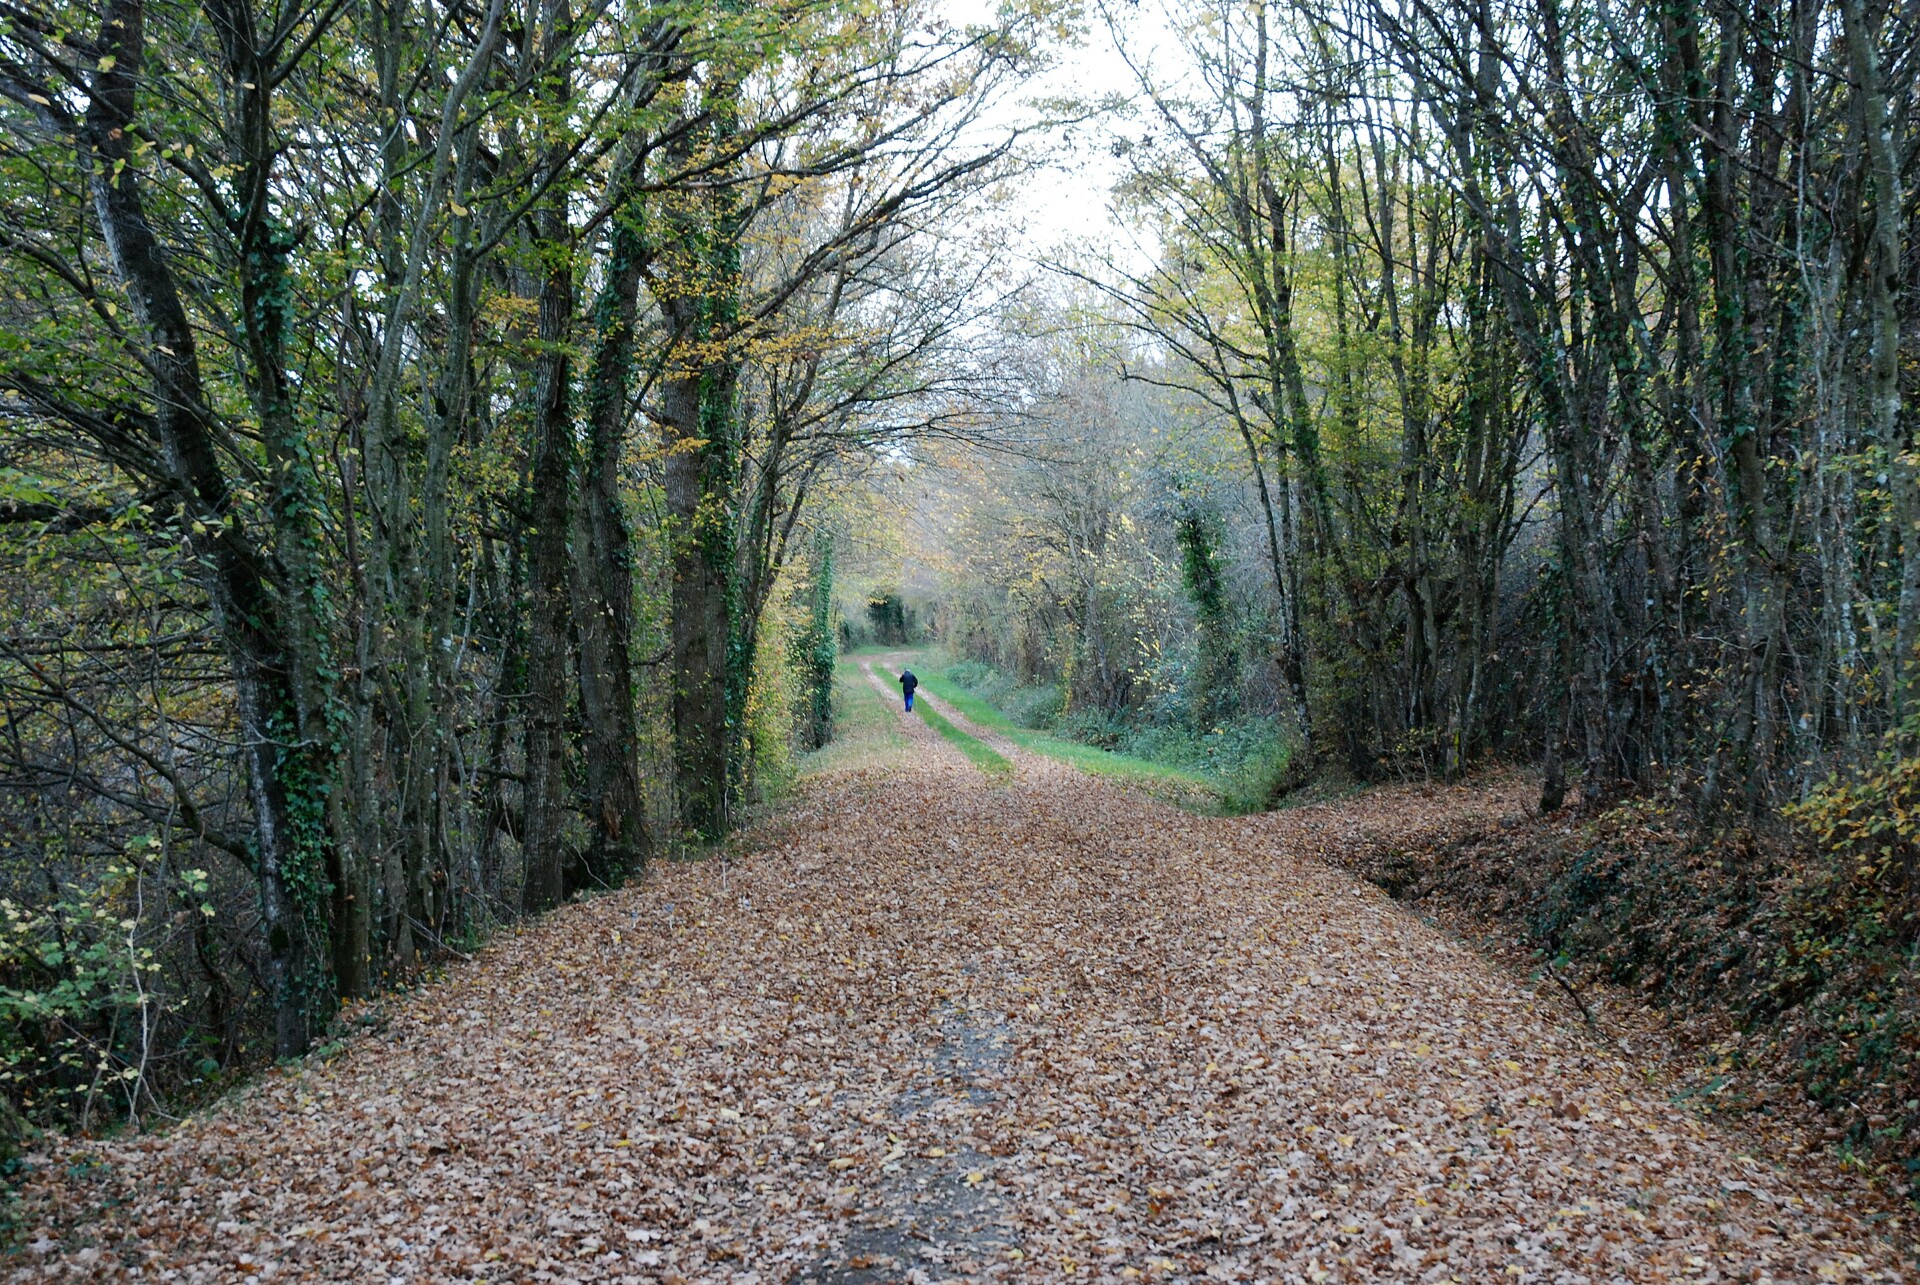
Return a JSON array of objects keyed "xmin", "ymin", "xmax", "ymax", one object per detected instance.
[{"xmin": 899, "ymin": 668, "xmax": 918, "ymax": 713}]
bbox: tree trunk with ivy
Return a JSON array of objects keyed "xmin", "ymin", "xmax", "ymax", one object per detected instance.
[
  {"xmin": 520, "ymin": 0, "xmax": 579, "ymax": 911},
  {"xmin": 1175, "ymin": 507, "xmax": 1237, "ymax": 730},
  {"xmin": 83, "ymin": 0, "xmax": 330, "ymax": 1055},
  {"xmin": 659, "ymin": 354, "xmax": 741, "ymax": 838},
  {"xmin": 572, "ymin": 212, "xmax": 652, "ymax": 883},
  {"xmin": 653, "ymin": 57, "xmax": 748, "ymax": 839},
  {"xmin": 806, "ymin": 536, "xmax": 837, "ymax": 749}
]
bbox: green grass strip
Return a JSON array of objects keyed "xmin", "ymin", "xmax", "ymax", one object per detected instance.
[{"xmin": 913, "ymin": 696, "xmax": 1013, "ymax": 776}]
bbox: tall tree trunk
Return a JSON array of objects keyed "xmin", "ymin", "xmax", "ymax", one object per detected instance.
[
  {"xmin": 1843, "ymin": 0, "xmax": 1914, "ymax": 727},
  {"xmin": 521, "ymin": 4, "xmax": 578, "ymax": 909},
  {"xmin": 357, "ymin": 0, "xmax": 502, "ymax": 950},
  {"xmin": 207, "ymin": 0, "xmax": 360, "ymax": 997},
  {"xmin": 421, "ymin": 169, "xmax": 484, "ymax": 930},
  {"xmin": 522, "ymin": 245, "xmax": 575, "ymax": 909},
  {"xmin": 572, "ymin": 217, "xmax": 650, "ymax": 883},
  {"xmin": 655, "ymin": 62, "xmax": 747, "ymax": 839},
  {"xmin": 85, "ymin": 0, "xmax": 326, "ymax": 1055},
  {"xmin": 800, "ymin": 533, "xmax": 837, "ymax": 750},
  {"xmin": 661, "ymin": 357, "xmax": 739, "ymax": 838}
]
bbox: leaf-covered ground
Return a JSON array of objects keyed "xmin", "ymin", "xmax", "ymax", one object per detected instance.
[{"xmin": 8, "ymin": 671, "xmax": 1910, "ymax": 1282}]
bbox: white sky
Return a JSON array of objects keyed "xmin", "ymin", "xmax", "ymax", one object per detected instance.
[{"xmin": 937, "ymin": 0, "xmax": 1172, "ymax": 263}]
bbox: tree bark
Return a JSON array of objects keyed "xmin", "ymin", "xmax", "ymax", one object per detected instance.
[
  {"xmin": 84, "ymin": 0, "xmax": 325, "ymax": 1055},
  {"xmin": 652, "ymin": 63, "xmax": 747, "ymax": 839},
  {"xmin": 572, "ymin": 218, "xmax": 650, "ymax": 882},
  {"xmin": 521, "ymin": 6, "xmax": 578, "ymax": 909},
  {"xmin": 660, "ymin": 356, "xmax": 738, "ymax": 838},
  {"xmin": 1843, "ymin": 0, "xmax": 1914, "ymax": 728}
]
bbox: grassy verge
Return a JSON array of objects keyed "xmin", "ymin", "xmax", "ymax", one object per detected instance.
[
  {"xmin": 799, "ymin": 659, "xmax": 909, "ymax": 776},
  {"xmin": 888, "ymin": 652, "xmax": 1228, "ymax": 807}
]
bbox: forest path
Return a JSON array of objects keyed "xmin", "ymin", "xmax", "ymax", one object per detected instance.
[
  {"xmin": 858, "ymin": 658, "xmax": 965, "ymax": 759},
  {"xmin": 10, "ymin": 679, "xmax": 1910, "ymax": 1282},
  {"xmin": 862, "ymin": 657, "xmax": 1037, "ymax": 775}
]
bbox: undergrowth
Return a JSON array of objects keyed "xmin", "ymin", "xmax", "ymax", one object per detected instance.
[{"xmin": 942, "ymin": 659, "xmax": 1063, "ymax": 728}]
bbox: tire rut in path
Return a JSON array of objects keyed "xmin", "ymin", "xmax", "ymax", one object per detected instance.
[{"xmin": 799, "ymin": 1002, "xmax": 1016, "ymax": 1282}]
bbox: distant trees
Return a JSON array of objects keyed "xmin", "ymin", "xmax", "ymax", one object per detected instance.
[
  {"xmin": 0, "ymin": 0, "xmax": 1043, "ymax": 1118},
  {"xmin": 933, "ymin": 358, "xmax": 1187, "ymax": 717}
]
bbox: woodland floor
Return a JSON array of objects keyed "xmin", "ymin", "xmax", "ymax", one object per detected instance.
[{"xmin": 5, "ymin": 661, "xmax": 1913, "ymax": 1283}]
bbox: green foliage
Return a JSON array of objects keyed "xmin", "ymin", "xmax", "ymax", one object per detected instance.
[
  {"xmin": 742, "ymin": 584, "xmax": 802, "ymax": 805},
  {"xmin": 1756, "ymin": 728, "xmax": 1920, "ymax": 1165},
  {"xmin": 1174, "ymin": 511, "xmax": 1232, "ymax": 632},
  {"xmin": 944, "ymin": 641, "xmax": 1297, "ymax": 812},
  {"xmin": 924, "ymin": 655, "xmax": 1242, "ymax": 806},
  {"xmin": 791, "ymin": 537, "xmax": 838, "ymax": 751},
  {"xmin": 1172, "ymin": 508, "xmax": 1242, "ymax": 726},
  {"xmin": 1057, "ymin": 708, "xmax": 1293, "ymax": 801},
  {"xmin": 0, "ymin": 838, "xmax": 207, "ymax": 1130},
  {"xmin": 1220, "ymin": 738, "xmax": 1301, "ymax": 814}
]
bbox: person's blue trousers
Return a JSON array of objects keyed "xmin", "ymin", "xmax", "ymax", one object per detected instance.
[{"xmin": 904, "ymin": 692, "xmax": 914, "ymax": 711}]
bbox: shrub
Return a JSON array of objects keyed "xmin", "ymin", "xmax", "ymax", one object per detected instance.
[
  {"xmin": 1221, "ymin": 737, "xmax": 1301, "ymax": 812},
  {"xmin": 945, "ymin": 659, "xmax": 1061, "ymax": 728},
  {"xmin": 944, "ymin": 659, "xmax": 995, "ymax": 689},
  {"xmin": 0, "ymin": 837, "xmax": 209, "ymax": 1134},
  {"xmin": 1784, "ymin": 737, "xmax": 1920, "ymax": 910}
]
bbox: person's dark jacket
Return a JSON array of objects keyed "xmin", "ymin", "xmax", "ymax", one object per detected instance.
[{"xmin": 899, "ymin": 670, "xmax": 918, "ymax": 695}]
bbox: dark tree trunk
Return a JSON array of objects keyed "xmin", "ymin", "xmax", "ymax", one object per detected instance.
[
  {"xmin": 572, "ymin": 219, "xmax": 650, "ymax": 883},
  {"xmin": 660, "ymin": 360, "xmax": 738, "ymax": 838},
  {"xmin": 521, "ymin": 86, "xmax": 577, "ymax": 910},
  {"xmin": 652, "ymin": 70, "xmax": 746, "ymax": 840},
  {"xmin": 84, "ymin": 0, "xmax": 326, "ymax": 1056}
]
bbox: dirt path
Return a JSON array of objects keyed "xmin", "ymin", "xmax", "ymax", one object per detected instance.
[
  {"xmin": 867, "ymin": 659, "xmax": 1032, "ymax": 771},
  {"xmin": 10, "ymin": 678, "xmax": 1909, "ymax": 1282},
  {"xmin": 859, "ymin": 659, "xmax": 954, "ymax": 756}
]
